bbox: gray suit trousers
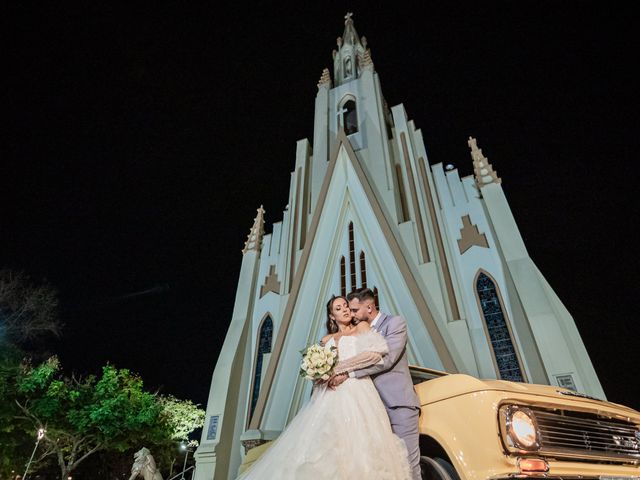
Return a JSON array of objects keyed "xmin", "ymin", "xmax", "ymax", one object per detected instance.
[{"xmin": 388, "ymin": 405, "xmax": 421, "ymax": 480}]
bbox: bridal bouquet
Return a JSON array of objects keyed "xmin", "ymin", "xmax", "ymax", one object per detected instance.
[{"xmin": 299, "ymin": 343, "xmax": 338, "ymax": 381}]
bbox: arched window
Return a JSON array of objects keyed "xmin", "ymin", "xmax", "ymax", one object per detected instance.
[
  {"xmin": 476, "ymin": 273, "xmax": 524, "ymax": 382},
  {"xmin": 348, "ymin": 223, "xmax": 356, "ymax": 291},
  {"xmin": 359, "ymin": 251, "xmax": 367, "ymax": 288},
  {"xmin": 338, "ymin": 98, "xmax": 358, "ymax": 135},
  {"xmin": 340, "ymin": 256, "xmax": 346, "ymax": 296},
  {"xmin": 249, "ymin": 316, "xmax": 273, "ymax": 421},
  {"xmin": 343, "ymin": 100, "xmax": 358, "ymax": 135},
  {"xmin": 344, "ymin": 56, "xmax": 352, "ymax": 78},
  {"xmin": 373, "ymin": 287, "xmax": 380, "ymax": 310}
]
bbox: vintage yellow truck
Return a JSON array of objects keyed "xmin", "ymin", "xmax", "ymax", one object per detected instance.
[{"xmin": 412, "ymin": 366, "xmax": 640, "ymax": 479}]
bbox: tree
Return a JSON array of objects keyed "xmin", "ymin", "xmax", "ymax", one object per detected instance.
[
  {"xmin": 0, "ymin": 267, "xmax": 61, "ymax": 479},
  {"xmin": 0, "ymin": 343, "xmax": 31, "ymax": 478},
  {"xmin": 11, "ymin": 358, "xmax": 169, "ymax": 480},
  {"xmin": 0, "ymin": 269, "xmax": 61, "ymax": 346},
  {"xmin": 4, "ymin": 356, "xmax": 205, "ymax": 480},
  {"xmin": 160, "ymin": 395, "xmax": 206, "ymax": 442},
  {"xmin": 157, "ymin": 396, "xmax": 205, "ymax": 477}
]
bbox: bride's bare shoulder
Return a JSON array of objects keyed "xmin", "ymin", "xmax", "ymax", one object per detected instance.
[
  {"xmin": 320, "ymin": 334, "xmax": 334, "ymax": 346},
  {"xmin": 355, "ymin": 321, "xmax": 371, "ymax": 333}
]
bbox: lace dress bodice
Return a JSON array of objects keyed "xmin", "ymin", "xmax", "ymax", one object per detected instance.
[
  {"xmin": 326, "ymin": 331, "xmax": 389, "ymax": 376},
  {"xmin": 327, "ymin": 334, "xmax": 358, "ymax": 360}
]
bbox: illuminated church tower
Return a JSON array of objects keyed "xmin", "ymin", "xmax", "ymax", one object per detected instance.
[{"xmin": 194, "ymin": 14, "xmax": 604, "ymax": 480}]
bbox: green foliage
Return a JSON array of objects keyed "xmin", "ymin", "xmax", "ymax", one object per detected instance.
[
  {"xmin": 159, "ymin": 395, "xmax": 206, "ymax": 441},
  {"xmin": 2, "ymin": 357, "xmax": 204, "ymax": 480},
  {"xmin": 0, "ymin": 342, "xmax": 30, "ymax": 478}
]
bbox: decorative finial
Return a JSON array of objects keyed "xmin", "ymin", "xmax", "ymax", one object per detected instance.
[
  {"xmin": 317, "ymin": 68, "xmax": 332, "ymax": 89},
  {"xmin": 345, "ymin": 12, "xmax": 353, "ymax": 23},
  {"xmin": 242, "ymin": 205, "xmax": 266, "ymax": 254},
  {"xmin": 360, "ymin": 49, "xmax": 374, "ymax": 70},
  {"xmin": 468, "ymin": 137, "xmax": 501, "ymax": 187}
]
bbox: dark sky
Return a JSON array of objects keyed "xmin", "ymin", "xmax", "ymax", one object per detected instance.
[{"xmin": 3, "ymin": 2, "xmax": 638, "ymax": 412}]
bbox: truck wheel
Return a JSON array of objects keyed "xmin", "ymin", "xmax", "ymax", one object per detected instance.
[{"xmin": 420, "ymin": 456, "xmax": 459, "ymax": 480}]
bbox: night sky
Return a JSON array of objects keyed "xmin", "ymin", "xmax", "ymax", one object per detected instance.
[{"xmin": 3, "ymin": 2, "xmax": 638, "ymax": 413}]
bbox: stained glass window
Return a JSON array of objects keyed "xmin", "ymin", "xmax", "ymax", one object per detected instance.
[
  {"xmin": 360, "ymin": 251, "xmax": 367, "ymax": 288},
  {"xmin": 249, "ymin": 316, "xmax": 273, "ymax": 421},
  {"xmin": 476, "ymin": 273, "xmax": 524, "ymax": 382},
  {"xmin": 340, "ymin": 256, "xmax": 346, "ymax": 296},
  {"xmin": 349, "ymin": 223, "xmax": 356, "ymax": 291}
]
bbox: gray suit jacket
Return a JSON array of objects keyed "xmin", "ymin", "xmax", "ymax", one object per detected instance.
[{"xmin": 353, "ymin": 313, "xmax": 420, "ymax": 409}]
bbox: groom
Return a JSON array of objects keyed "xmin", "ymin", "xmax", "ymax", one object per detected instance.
[{"xmin": 330, "ymin": 287, "xmax": 421, "ymax": 479}]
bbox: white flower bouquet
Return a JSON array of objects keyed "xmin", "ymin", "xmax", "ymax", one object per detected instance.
[{"xmin": 299, "ymin": 343, "xmax": 338, "ymax": 381}]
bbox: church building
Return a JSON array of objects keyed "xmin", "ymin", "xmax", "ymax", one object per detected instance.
[{"xmin": 194, "ymin": 14, "xmax": 604, "ymax": 480}]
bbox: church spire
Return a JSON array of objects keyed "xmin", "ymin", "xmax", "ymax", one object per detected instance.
[
  {"xmin": 242, "ymin": 205, "xmax": 265, "ymax": 254},
  {"xmin": 468, "ymin": 137, "xmax": 501, "ymax": 187},
  {"xmin": 332, "ymin": 12, "xmax": 371, "ymax": 86}
]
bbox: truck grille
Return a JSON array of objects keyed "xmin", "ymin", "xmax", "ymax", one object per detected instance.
[{"xmin": 534, "ymin": 408, "xmax": 640, "ymax": 463}]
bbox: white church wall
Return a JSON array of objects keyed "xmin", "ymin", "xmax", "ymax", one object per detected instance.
[
  {"xmin": 534, "ymin": 263, "xmax": 606, "ymax": 398},
  {"xmin": 227, "ymin": 330, "xmax": 253, "ymax": 479},
  {"xmin": 368, "ymin": 74, "xmax": 395, "ymax": 192},
  {"xmin": 279, "ymin": 208, "xmax": 292, "ymax": 291},
  {"xmin": 329, "ymin": 80, "xmax": 364, "ymax": 150},
  {"xmin": 310, "ymin": 81, "xmax": 331, "ymax": 213},
  {"xmin": 430, "ymin": 165, "xmax": 535, "ymax": 381},
  {"xmin": 408, "ymin": 129, "xmax": 468, "ymax": 328},
  {"xmin": 510, "ymin": 257, "xmax": 585, "ymax": 388}
]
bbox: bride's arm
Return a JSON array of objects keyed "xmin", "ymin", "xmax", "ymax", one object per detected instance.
[
  {"xmin": 333, "ymin": 350, "xmax": 384, "ymax": 375},
  {"xmin": 332, "ymin": 328, "xmax": 387, "ymax": 375}
]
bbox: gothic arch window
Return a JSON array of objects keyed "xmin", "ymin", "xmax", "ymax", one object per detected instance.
[
  {"xmin": 373, "ymin": 287, "xmax": 380, "ymax": 310},
  {"xmin": 340, "ymin": 256, "xmax": 346, "ymax": 296},
  {"xmin": 348, "ymin": 223, "xmax": 356, "ymax": 291},
  {"xmin": 344, "ymin": 56, "xmax": 352, "ymax": 78},
  {"xmin": 359, "ymin": 251, "xmax": 367, "ymax": 288},
  {"xmin": 249, "ymin": 315, "xmax": 273, "ymax": 422},
  {"xmin": 475, "ymin": 272, "xmax": 524, "ymax": 382},
  {"xmin": 338, "ymin": 97, "xmax": 358, "ymax": 135}
]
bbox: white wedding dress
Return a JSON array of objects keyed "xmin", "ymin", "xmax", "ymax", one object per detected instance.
[{"xmin": 237, "ymin": 331, "xmax": 411, "ymax": 479}]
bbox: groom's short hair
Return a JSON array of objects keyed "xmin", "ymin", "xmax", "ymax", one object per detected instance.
[{"xmin": 347, "ymin": 287, "xmax": 375, "ymax": 303}]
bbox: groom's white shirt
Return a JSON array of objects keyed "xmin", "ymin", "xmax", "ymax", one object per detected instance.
[{"xmin": 370, "ymin": 312, "xmax": 382, "ymax": 331}]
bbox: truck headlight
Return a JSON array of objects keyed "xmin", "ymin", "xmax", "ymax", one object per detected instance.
[{"xmin": 500, "ymin": 405, "xmax": 540, "ymax": 452}]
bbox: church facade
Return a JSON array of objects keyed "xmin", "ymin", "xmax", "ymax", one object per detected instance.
[{"xmin": 194, "ymin": 14, "xmax": 604, "ymax": 480}]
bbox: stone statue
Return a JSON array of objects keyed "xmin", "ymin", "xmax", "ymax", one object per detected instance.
[{"xmin": 129, "ymin": 447, "xmax": 163, "ymax": 480}]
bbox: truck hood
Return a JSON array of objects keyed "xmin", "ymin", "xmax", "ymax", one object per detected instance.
[{"xmin": 416, "ymin": 373, "xmax": 640, "ymax": 418}]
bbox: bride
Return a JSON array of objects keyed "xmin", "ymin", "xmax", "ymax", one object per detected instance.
[{"xmin": 237, "ymin": 295, "xmax": 411, "ymax": 479}]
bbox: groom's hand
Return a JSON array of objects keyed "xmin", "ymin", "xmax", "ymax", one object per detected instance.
[{"xmin": 328, "ymin": 372, "xmax": 348, "ymax": 389}]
